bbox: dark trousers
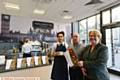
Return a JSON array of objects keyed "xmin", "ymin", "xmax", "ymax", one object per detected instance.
[
  {"xmin": 69, "ymin": 67, "xmax": 84, "ymax": 80},
  {"xmin": 23, "ymin": 53, "xmax": 31, "ymax": 58}
]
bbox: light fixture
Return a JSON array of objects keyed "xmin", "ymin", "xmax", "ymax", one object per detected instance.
[
  {"xmin": 4, "ymin": 2, "xmax": 20, "ymax": 10},
  {"xmin": 63, "ymin": 15, "xmax": 72, "ymax": 19},
  {"xmin": 62, "ymin": 10, "xmax": 73, "ymax": 19},
  {"xmin": 85, "ymin": 0, "xmax": 103, "ymax": 5},
  {"xmin": 34, "ymin": 9, "xmax": 45, "ymax": 15}
]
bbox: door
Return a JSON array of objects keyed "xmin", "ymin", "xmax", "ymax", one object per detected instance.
[{"xmin": 105, "ymin": 27, "xmax": 120, "ymax": 70}]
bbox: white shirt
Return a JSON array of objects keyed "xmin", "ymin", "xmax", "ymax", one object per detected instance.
[{"xmin": 22, "ymin": 42, "xmax": 32, "ymax": 53}]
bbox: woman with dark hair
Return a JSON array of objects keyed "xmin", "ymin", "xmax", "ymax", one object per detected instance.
[{"xmin": 51, "ymin": 31, "xmax": 69, "ymax": 80}]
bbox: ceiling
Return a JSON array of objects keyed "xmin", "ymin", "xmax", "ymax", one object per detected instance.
[{"xmin": 0, "ymin": 0, "xmax": 120, "ymax": 23}]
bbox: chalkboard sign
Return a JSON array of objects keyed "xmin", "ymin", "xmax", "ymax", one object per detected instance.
[{"xmin": 32, "ymin": 21, "xmax": 54, "ymax": 29}]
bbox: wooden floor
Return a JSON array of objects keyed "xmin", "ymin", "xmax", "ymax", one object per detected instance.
[{"xmin": 0, "ymin": 65, "xmax": 120, "ymax": 80}]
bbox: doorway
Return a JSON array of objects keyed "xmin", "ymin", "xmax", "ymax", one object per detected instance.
[{"xmin": 105, "ymin": 27, "xmax": 120, "ymax": 71}]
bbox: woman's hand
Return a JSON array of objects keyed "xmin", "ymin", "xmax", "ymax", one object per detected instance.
[
  {"xmin": 81, "ymin": 67, "xmax": 87, "ymax": 76},
  {"xmin": 53, "ymin": 52, "xmax": 64, "ymax": 56}
]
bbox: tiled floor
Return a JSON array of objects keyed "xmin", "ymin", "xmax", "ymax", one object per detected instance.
[{"xmin": 0, "ymin": 65, "xmax": 120, "ymax": 80}]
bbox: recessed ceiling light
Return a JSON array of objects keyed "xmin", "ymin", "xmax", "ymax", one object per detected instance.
[
  {"xmin": 63, "ymin": 15, "xmax": 72, "ymax": 19},
  {"xmin": 4, "ymin": 2, "xmax": 20, "ymax": 10},
  {"xmin": 34, "ymin": 9, "xmax": 45, "ymax": 15}
]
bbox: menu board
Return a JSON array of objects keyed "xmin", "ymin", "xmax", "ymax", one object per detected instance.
[{"xmin": 0, "ymin": 55, "xmax": 5, "ymax": 65}]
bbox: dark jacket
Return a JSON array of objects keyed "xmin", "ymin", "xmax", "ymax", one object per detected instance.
[{"xmin": 79, "ymin": 43, "xmax": 110, "ymax": 80}]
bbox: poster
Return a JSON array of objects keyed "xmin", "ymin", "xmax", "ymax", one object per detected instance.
[
  {"xmin": 0, "ymin": 55, "xmax": 5, "ymax": 65},
  {"xmin": 17, "ymin": 58, "xmax": 22, "ymax": 68},
  {"xmin": 5, "ymin": 59, "xmax": 12, "ymax": 70},
  {"xmin": 42, "ymin": 56, "xmax": 49, "ymax": 65}
]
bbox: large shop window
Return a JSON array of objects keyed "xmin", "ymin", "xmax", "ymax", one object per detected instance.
[
  {"xmin": 96, "ymin": 14, "xmax": 100, "ymax": 30},
  {"xmin": 79, "ymin": 19, "xmax": 87, "ymax": 45},
  {"xmin": 73, "ymin": 21, "xmax": 79, "ymax": 33},
  {"xmin": 112, "ymin": 5, "xmax": 120, "ymax": 22},
  {"xmin": 102, "ymin": 10, "xmax": 110, "ymax": 25},
  {"xmin": 106, "ymin": 27, "xmax": 120, "ymax": 71},
  {"xmin": 88, "ymin": 16, "xmax": 96, "ymax": 30}
]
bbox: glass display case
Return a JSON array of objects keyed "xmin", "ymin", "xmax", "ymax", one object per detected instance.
[
  {"xmin": 3, "ymin": 56, "xmax": 50, "ymax": 72},
  {"xmin": 0, "ymin": 41, "xmax": 51, "ymax": 73}
]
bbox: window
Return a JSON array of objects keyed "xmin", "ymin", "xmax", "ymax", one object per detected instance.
[
  {"xmin": 88, "ymin": 16, "xmax": 96, "ymax": 30},
  {"xmin": 112, "ymin": 5, "xmax": 120, "ymax": 22},
  {"xmin": 79, "ymin": 19, "xmax": 87, "ymax": 44},
  {"xmin": 102, "ymin": 10, "xmax": 110, "ymax": 25},
  {"xmin": 73, "ymin": 21, "xmax": 79, "ymax": 33},
  {"xmin": 96, "ymin": 14, "xmax": 100, "ymax": 29}
]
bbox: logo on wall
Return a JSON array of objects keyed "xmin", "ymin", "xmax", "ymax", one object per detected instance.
[{"xmin": 32, "ymin": 21, "xmax": 54, "ymax": 34}]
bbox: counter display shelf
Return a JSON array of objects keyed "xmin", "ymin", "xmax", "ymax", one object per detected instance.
[{"xmin": 0, "ymin": 56, "xmax": 51, "ymax": 73}]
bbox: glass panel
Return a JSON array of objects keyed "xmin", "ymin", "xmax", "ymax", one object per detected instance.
[
  {"xmin": 112, "ymin": 27, "xmax": 120, "ymax": 69},
  {"xmin": 73, "ymin": 21, "xmax": 79, "ymax": 33},
  {"xmin": 88, "ymin": 16, "xmax": 96, "ymax": 30},
  {"xmin": 96, "ymin": 14, "xmax": 100, "ymax": 30},
  {"xmin": 79, "ymin": 19, "xmax": 87, "ymax": 45},
  {"xmin": 102, "ymin": 10, "xmax": 110, "ymax": 25},
  {"xmin": 112, "ymin": 6, "xmax": 120, "ymax": 22},
  {"xmin": 106, "ymin": 27, "xmax": 120, "ymax": 71},
  {"xmin": 106, "ymin": 29, "xmax": 112, "ymax": 67}
]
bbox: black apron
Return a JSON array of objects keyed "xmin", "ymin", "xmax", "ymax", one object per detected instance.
[{"xmin": 51, "ymin": 44, "xmax": 69, "ymax": 80}]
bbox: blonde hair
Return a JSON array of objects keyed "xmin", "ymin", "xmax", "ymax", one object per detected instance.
[{"xmin": 89, "ymin": 29, "xmax": 102, "ymax": 39}]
